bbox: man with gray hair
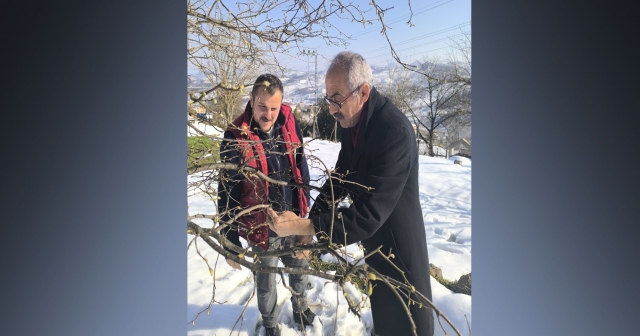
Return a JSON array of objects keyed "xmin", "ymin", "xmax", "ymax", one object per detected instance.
[{"xmin": 268, "ymin": 51, "xmax": 435, "ymax": 336}]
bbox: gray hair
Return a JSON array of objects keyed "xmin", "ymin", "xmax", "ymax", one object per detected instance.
[{"xmin": 327, "ymin": 51, "xmax": 373, "ymax": 92}]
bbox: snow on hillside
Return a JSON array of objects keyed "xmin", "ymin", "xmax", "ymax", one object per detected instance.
[
  {"xmin": 188, "ymin": 139, "xmax": 471, "ymax": 336},
  {"xmin": 189, "ymin": 63, "xmax": 464, "ymax": 111}
]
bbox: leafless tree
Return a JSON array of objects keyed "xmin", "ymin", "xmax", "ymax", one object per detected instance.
[
  {"xmin": 379, "ymin": 27, "xmax": 471, "ymax": 157},
  {"xmin": 441, "ymin": 98, "xmax": 471, "ymax": 156},
  {"xmin": 441, "ymin": 29, "xmax": 472, "ymax": 155},
  {"xmin": 203, "ymin": 31, "xmax": 262, "ymax": 125},
  {"xmin": 379, "ymin": 67, "xmax": 420, "ymax": 116},
  {"xmin": 379, "ymin": 68, "xmax": 429, "ymax": 155},
  {"xmin": 381, "ymin": 60, "xmax": 468, "ymax": 157},
  {"xmin": 186, "ymin": 1, "xmax": 469, "ymax": 334},
  {"xmin": 187, "ymin": 0, "xmax": 375, "ymax": 110},
  {"xmin": 187, "ymin": 0, "xmax": 432, "ymax": 131},
  {"xmin": 447, "ymin": 28, "xmax": 472, "ymax": 86}
]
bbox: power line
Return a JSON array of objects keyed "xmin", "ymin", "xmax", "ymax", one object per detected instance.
[
  {"xmin": 277, "ymin": 22, "xmax": 469, "ymax": 72},
  {"xmin": 351, "ymin": 0, "xmax": 455, "ymax": 38},
  {"xmin": 351, "ymin": 0, "xmax": 453, "ymax": 38},
  {"xmin": 278, "ymin": 3, "xmax": 466, "ymax": 70},
  {"xmin": 360, "ymin": 21, "xmax": 470, "ymax": 55},
  {"xmin": 369, "ymin": 45, "xmax": 454, "ymax": 67},
  {"xmin": 364, "ymin": 32, "xmax": 467, "ymax": 62}
]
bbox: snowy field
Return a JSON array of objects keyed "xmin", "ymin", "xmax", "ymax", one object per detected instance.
[
  {"xmin": 188, "ymin": 119, "xmax": 224, "ymax": 137},
  {"xmin": 187, "ymin": 137, "xmax": 471, "ymax": 336}
]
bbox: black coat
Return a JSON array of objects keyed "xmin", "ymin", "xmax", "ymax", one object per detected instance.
[{"xmin": 310, "ymin": 87, "xmax": 434, "ymax": 336}]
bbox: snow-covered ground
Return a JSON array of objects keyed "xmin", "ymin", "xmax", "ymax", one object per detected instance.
[
  {"xmin": 417, "ymin": 141, "xmax": 448, "ymax": 157},
  {"xmin": 188, "ymin": 119, "xmax": 224, "ymax": 137},
  {"xmin": 188, "ymin": 138, "xmax": 471, "ymax": 336}
]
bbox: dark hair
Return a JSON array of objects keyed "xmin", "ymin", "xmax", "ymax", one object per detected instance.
[{"xmin": 251, "ymin": 73, "xmax": 284, "ymax": 98}]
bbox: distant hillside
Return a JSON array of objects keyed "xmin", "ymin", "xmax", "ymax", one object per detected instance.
[{"xmin": 187, "ymin": 60, "xmax": 461, "ymax": 106}]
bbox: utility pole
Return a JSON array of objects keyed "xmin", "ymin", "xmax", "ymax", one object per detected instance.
[
  {"xmin": 302, "ymin": 49, "xmax": 319, "ymax": 138},
  {"xmin": 313, "ymin": 51, "xmax": 318, "ymax": 138}
]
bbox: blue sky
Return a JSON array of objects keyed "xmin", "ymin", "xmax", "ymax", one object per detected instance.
[
  {"xmin": 188, "ymin": 0, "xmax": 471, "ymax": 74},
  {"xmin": 280, "ymin": 0, "xmax": 471, "ymax": 71}
]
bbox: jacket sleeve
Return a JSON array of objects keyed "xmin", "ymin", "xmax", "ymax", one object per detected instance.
[
  {"xmin": 311, "ymin": 126, "xmax": 415, "ymax": 246},
  {"xmin": 217, "ymin": 131, "xmax": 244, "ymax": 255}
]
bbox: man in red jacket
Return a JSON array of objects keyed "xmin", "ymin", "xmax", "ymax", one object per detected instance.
[{"xmin": 217, "ymin": 74, "xmax": 315, "ymax": 336}]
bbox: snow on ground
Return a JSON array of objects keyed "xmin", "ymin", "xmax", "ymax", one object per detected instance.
[
  {"xmin": 188, "ymin": 138, "xmax": 471, "ymax": 336},
  {"xmin": 448, "ymin": 155, "xmax": 472, "ymax": 167},
  {"xmin": 188, "ymin": 119, "xmax": 224, "ymax": 137},
  {"xmin": 417, "ymin": 141, "xmax": 447, "ymax": 157}
]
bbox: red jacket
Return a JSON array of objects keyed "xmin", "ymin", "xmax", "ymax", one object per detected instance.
[{"xmin": 226, "ymin": 102, "xmax": 309, "ymax": 250}]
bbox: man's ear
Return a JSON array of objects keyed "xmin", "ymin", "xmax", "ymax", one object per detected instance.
[
  {"xmin": 249, "ymin": 93, "xmax": 254, "ymax": 108},
  {"xmin": 360, "ymin": 83, "xmax": 371, "ymax": 102}
]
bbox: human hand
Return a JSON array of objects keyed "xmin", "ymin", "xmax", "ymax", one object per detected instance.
[
  {"xmin": 291, "ymin": 234, "xmax": 313, "ymax": 246},
  {"xmin": 295, "ymin": 250, "xmax": 311, "ymax": 260},
  {"xmin": 267, "ymin": 209, "xmax": 315, "ymax": 237},
  {"xmin": 226, "ymin": 258, "xmax": 242, "ymax": 270},
  {"xmin": 291, "ymin": 235, "xmax": 313, "ymax": 260}
]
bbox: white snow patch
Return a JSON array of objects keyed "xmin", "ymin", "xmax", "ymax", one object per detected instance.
[{"xmin": 189, "ymin": 120, "xmax": 224, "ymax": 137}]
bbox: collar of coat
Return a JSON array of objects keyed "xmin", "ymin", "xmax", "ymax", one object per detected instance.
[
  {"xmin": 343, "ymin": 86, "xmax": 386, "ymax": 143},
  {"xmin": 344, "ymin": 86, "xmax": 383, "ymax": 167},
  {"xmin": 363, "ymin": 86, "xmax": 381, "ymax": 127},
  {"xmin": 347, "ymin": 86, "xmax": 382, "ymax": 130}
]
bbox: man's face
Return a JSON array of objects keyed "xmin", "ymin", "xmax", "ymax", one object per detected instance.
[
  {"xmin": 324, "ymin": 72, "xmax": 368, "ymax": 128},
  {"xmin": 250, "ymin": 89, "xmax": 282, "ymax": 132}
]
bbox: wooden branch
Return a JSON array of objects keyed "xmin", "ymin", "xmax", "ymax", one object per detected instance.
[
  {"xmin": 188, "ymin": 221, "xmax": 337, "ymax": 280},
  {"xmin": 188, "ymin": 162, "xmax": 324, "ymax": 195}
]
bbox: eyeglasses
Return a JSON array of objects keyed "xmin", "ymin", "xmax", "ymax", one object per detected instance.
[{"xmin": 324, "ymin": 85, "xmax": 361, "ymax": 110}]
